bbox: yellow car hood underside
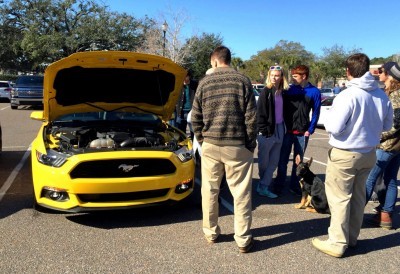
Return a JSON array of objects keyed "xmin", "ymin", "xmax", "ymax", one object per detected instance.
[{"xmin": 43, "ymin": 51, "xmax": 187, "ymax": 122}]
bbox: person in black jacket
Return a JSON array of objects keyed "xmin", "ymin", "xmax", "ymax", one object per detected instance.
[
  {"xmin": 256, "ymin": 65, "xmax": 289, "ymax": 198},
  {"xmin": 271, "ymin": 65, "xmax": 321, "ymax": 196}
]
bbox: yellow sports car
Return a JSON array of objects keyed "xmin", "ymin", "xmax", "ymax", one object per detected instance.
[{"xmin": 30, "ymin": 51, "xmax": 195, "ymax": 212}]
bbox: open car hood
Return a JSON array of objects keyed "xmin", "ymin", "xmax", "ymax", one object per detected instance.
[{"xmin": 43, "ymin": 51, "xmax": 187, "ymax": 122}]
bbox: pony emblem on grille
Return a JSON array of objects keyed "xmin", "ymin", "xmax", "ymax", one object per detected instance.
[{"xmin": 118, "ymin": 164, "xmax": 139, "ymax": 172}]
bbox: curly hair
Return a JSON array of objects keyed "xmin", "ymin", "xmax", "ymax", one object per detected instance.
[{"xmin": 385, "ymin": 76, "xmax": 400, "ymax": 94}]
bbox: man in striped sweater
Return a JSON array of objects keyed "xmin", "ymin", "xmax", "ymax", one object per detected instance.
[{"xmin": 191, "ymin": 46, "xmax": 257, "ymax": 253}]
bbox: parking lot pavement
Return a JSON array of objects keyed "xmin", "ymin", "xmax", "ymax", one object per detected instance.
[{"xmin": 0, "ymin": 123, "xmax": 399, "ymax": 273}]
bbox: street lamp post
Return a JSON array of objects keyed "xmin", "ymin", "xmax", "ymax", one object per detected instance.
[{"xmin": 162, "ymin": 21, "xmax": 168, "ymax": 57}]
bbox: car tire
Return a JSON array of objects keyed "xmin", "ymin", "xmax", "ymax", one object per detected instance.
[{"xmin": 10, "ymin": 104, "xmax": 18, "ymax": 110}]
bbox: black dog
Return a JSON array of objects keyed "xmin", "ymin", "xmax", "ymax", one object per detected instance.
[{"xmin": 295, "ymin": 155, "xmax": 330, "ymax": 214}]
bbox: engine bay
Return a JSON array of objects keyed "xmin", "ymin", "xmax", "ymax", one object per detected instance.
[{"xmin": 46, "ymin": 122, "xmax": 185, "ymax": 155}]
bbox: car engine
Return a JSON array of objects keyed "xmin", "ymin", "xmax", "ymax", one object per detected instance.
[{"xmin": 47, "ymin": 124, "xmax": 183, "ymax": 155}]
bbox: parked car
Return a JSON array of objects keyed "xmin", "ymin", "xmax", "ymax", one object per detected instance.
[
  {"xmin": 320, "ymin": 88, "xmax": 334, "ymax": 99},
  {"xmin": 30, "ymin": 51, "xmax": 195, "ymax": 212},
  {"xmin": 252, "ymin": 83, "xmax": 265, "ymax": 93},
  {"xmin": 10, "ymin": 75, "xmax": 44, "ymax": 109},
  {"xmin": 0, "ymin": 80, "xmax": 12, "ymax": 101},
  {"xmin": 313, "ymin": 97, "xmax": 334, "ymax": 127}
]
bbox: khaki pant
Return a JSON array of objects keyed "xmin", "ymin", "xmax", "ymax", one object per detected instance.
[
  {"xmin": 325, "ymin": 147, "xmax": 376, "ymax": 254},
  {"xmin": 201, "ymin": 142, "xmax": 254, "ymax": 247}
]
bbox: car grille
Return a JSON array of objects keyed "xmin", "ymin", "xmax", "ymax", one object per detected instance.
[
  {"xmin": 77, "ymin": 189, "xmax": 170, "ymax": 202},
  {"xmin": 17, "ymin": 89, "xmax": 43, "ymax": 97},
  {"xmin": 70, "ymin": 159, "xmax": 176, "ymax": 179}
]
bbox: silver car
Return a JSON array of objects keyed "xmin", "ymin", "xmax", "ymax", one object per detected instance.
[
  {"xmin": 0, "ymin": 80, "xmax": 12, "ymax": 101},
  {"xmin": 320, "ymin": 88, "xmax": 335, "ymax": 99}
]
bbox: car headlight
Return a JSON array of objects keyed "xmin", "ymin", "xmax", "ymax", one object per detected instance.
[
  {"xmin": 36, "ymin": 149, "xmax": 69, "ymax": 167},
  {"xmin": 174, "ymin": 147, "xmax": 193, "ymax": 163},
  {"xmin": 11, "ymin": 89, "xmax": 18, "ymax": 97}
]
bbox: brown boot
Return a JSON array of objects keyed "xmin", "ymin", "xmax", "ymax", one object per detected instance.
[
  {"xmin": 366, "ymin": 211, "xmax": 392, "ymax": 229},
  {"xmin": 380, "ymin": 212, "xmax": 393, "ymax": 229}
]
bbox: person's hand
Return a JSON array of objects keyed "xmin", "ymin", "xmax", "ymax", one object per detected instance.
[{"xmin": 304, "ymin": 131, "xmax": 310, "ymax": 137}]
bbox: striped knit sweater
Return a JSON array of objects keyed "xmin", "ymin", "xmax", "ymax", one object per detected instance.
[{"xmin": 191, "ymin": 67, "xmax": 257, "ymax": 151}]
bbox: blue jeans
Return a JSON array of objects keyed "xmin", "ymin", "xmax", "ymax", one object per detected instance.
[
  {"xmin": 365, "ymin": 148, "xmax": 400, "ymax": 214},
  {"xmin": 274, "ymin": 133, "xmax": 309, "ymax": 191}
]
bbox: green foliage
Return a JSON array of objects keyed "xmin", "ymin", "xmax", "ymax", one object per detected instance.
[
  {"xmin": 319, "ymin": 45, "xmax": 357, "ymax": 85},
  {"xmin": 371, "ymin": 56, "xmax": 391, "ymax": 65},
  {"xmin": 0, "ymin": 0, "xmax": 398, "ymax": 78},
  {"xmin": 242, "ymin": 40, "xmax": 315, "ymax": 83},
  {"xmin": 0, "ymin": 73, "xmax": 18, "ymax": 81},
  {"xmin": 182, "ymin": 32, "xmax": 223, "ymax": 80},
  {"xmin": 0, "ymin": 0, "xmax": 150, "ymax": 71},
  {"xmin": 231, "ymin": 57, "xmax": 244, "ymax": 71}
]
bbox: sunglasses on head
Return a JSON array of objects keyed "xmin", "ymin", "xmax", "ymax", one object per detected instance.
[
  {"xmin": 378, "ymin": 68, "xmax": 384, "ymax": 74},
  {"xmin": 270, "ymin": 66, "xmax": 282, "ymax": 70}
]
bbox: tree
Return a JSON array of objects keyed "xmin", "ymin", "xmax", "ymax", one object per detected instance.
[
  {"xmin": 273, "ymin": 40, "xmax": 315, "ymax": 81},
  {"xmin": 320, "ymin": 44, "xmax": 361, "ymax": 85},
  {"xmin": 243, "ymin": 51, "xmax": 273, "ymax": 83},
  {"xmin": 231, "ymin": 57, "xmax": 244, "ymax": 71},
  {"xmin": 0, "ymin": 23, "xmax": 26, "ymax": 72},
  {"xmin": 310, "ymin": 60, "xmax": 327, "ymax": 88},
  {"xmin": 371, "ymin": 56, "xmax": 390, "ymax": 65},
  {"xmin": 136, "ymin": 7, "xmax": 196, "ymax": 66},
  {"xmin": 0, "ymin": 0, "xmax": 149, "ymax": 70},
  {"xmin": 242, "ymin": 40, "xmax": 315, "ymax": 83},
  {"xmin": 182, "ymin": 32, "xmax": 223, "ymax": 79}
]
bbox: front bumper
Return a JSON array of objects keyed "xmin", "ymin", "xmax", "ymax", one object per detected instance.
[
  {"xmin": 11, "ymin": 97, "xmax": 43, "ymax": 106},
  {"xmin": 31, "ymin": 150, "xmax": 195, "ymax": 212}
]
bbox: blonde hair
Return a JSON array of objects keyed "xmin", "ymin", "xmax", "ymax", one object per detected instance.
[{"xmin": 265, "ymin": 67, "xmax": 289, "ymax": 90}]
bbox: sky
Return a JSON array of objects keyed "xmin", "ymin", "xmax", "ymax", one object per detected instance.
[{"xmin": 103, "ymin": 0, "xmax": 400, "ymax": 61}]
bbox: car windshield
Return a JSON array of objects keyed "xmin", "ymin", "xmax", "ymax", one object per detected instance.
[{"xmin": 16, "ymin": 76, "xmax": 44, "ymax": 86}]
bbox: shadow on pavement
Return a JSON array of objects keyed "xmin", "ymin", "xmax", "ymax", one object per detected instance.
[
  {"xmin": 345, "ymin": 233, "xmax": 400, "ymax": 257},
  {"xmin": 0, "ymin": 151, "xmax": 33, "ymax": 220}
]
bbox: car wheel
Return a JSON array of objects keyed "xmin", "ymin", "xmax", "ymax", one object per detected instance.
[{"xmin": 10, "ymin": 104, "xmax": 18, "ymax": 110}]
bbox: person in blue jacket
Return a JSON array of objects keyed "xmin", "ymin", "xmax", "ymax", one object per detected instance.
[
  {"xmin": 270, "ymin": 65, "xmax": 321, "ymax": 196},
  {"xmin": 333, "ymin": 83, "xmax": 341, "ymax": 94}
]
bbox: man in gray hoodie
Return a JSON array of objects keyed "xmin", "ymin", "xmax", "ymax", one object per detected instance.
[{"xmin": 311, "ymin": 53, "xmax": 393, "ymax": 258}]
